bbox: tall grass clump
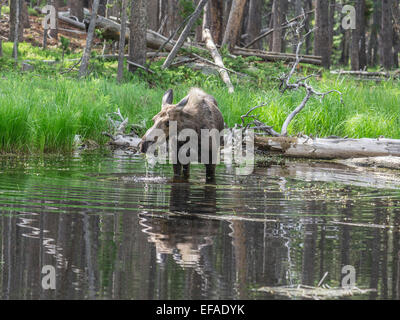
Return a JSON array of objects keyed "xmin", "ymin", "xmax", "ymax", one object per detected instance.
[{"xmin": 0, "ymin": 63, "xmax": 399, "ymax": 154}]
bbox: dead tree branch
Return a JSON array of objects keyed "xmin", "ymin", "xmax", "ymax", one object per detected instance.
[{"xmin": 241, "ymin": 10, "xmax": 343, "ymax": 138}]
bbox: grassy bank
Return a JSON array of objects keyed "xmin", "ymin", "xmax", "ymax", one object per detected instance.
[{"xmin": 0, "ymin": 43, "xmax": 399, "ymax": 153}]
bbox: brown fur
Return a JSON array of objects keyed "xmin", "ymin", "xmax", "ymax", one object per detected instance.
[{"xmin": 140, "ymin": 88, "xmax": 225, "ymax": 181}]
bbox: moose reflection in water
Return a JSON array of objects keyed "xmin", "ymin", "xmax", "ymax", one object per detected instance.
[
  {"xmin": 140, "ymin": 183, "xmax": 220, "ymax": 270},
  {"xmin": 0, "ymin": 154, "xmax": 400, "ymax": 299}
]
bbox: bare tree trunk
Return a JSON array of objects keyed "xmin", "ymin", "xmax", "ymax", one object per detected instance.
[
  {"xmin": 98, "ymin": 0, "xmax": 107, "ymax": 16},
  {"xmin": 49, "ymin": 0, "xmax": 59, "ymax": 40},
  {"xmin": 21, "ymin": 1, "xmax": 30, "ymax": 28},
  {"xmin": 0, "ymin": 39, "xmax": 2, "ymax": 57},
  {"xmin": 117, "ymin": 0, "xmax": 128, "ymax": 82},
  {"xmin": 381, "ymin": 0, "xmax": 393, "ymax": 69},
  {"xmin": 351, "ymin": 0, "xmax": 366, "ymax": 70},
  {"xmin": 129, "ymin": 0, "xmax": 148, "ymax": 73},
  {"xmin": 12, "ymin": 0, "xmax": 20, "ymax": 61},
  {"xmin": 208, "ymin": 0, "xmax": 224, "ymax": 44},
  {"xmin": 292, "ymin": 0, "xmax": 302, "ymax": 54},
  {"xmin": 304, "ymin": 0, "xmax": 312, "ymax": 55},
  {"xmin": 9, "ymin": 0, "xmax": 23, "ymax": 42},
  {"xmin": 271, "ymin": 0, "xmax": 285, "ymax": 52},
  {"xmin": 147, "ymin": 0, "xmax": 159, "ymax": 31},
  {"xmin": 328, "ymin": 0, "xmax": 336, "ymax": 58},
  {"xmin": 68, "ymin": 0, "xmax": 84, "ymax": 21},
  {"xmin": 79, "ymin": 0, "xmax": 100, "ymax": 78},
  {"xmin": 351, "ymin": 0, "xmax": 361, "ymax": 70},
  {"xmin": 359, "ymin": 0, "xmax": 367, "ymax": 69},
  {"xmin": 314, "ymin": 0, "xmax": 331, "ymax": 68},
  {"xmin": 392, "ymin": 0, "xmax": 400, "ymax": 68},
  {"xmin": 368, "ymin": 0, "xmax": 381, "ymax": 67},
  {"xmin": 222, "ymin": 0, "xmax": 232, "ymax": 34},
  {"xmin": 221, "ymin": 0, "xmax": 247, "ymax": 52},
  {"xmin": 246, "ymin": 0, "xmax": 262, "ymax": 49},
  {"xmin": 162, "ymin": 0, "xmax": 208, "ymax": 69},
  {"xmin": 203, "ymin": 28, "xmax": 234, "ymax": 93}
]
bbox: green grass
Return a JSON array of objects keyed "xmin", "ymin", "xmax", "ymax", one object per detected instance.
[{"xmin": 0, "ymin": 42, "xmax": 399, "ymax": 154}]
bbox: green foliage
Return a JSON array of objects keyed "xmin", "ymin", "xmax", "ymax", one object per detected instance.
[
  {"xmin": 1, "ymin": 5, "xmax": 10, "ymax": 15},
  {"xmin": 0, "ymin": 43, "xmax": 399, "ymax": 154}
]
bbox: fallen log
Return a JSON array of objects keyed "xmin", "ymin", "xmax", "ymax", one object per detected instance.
[
  {"xmin": 233, "ymin": 48, "xmax": 322, "ymax": 65},
  {"xmin": 59, "ymin": 10, "xmax": 208, "ymax": 54},
  {"xmin": 331, "ymin": 70, "xmax": 399, "ymax": 78},
  {"xmin": 255, "ymin": 136, "xmax": 400, "ymax": 159},
  {"xmin": 203, "ymin": 28, "xmax": 234, "ymax": 93}
]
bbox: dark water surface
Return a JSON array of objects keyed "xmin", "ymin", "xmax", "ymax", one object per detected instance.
[{"xmin": 0, "ymin": 151, "xmax": 400, "ymax": 300}]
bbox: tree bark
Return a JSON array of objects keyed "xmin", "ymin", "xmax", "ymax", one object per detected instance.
[
  {"xmin": 255, "ymin": 136, "xmax": 400, "ymax": 160},
  {"xmin": 68, "ymin": 0, "xmax": 84, "ymax": 21},
  {"xmin": 381, "ymin": 0, "xmax": 393, "ymax": 69},
  {"xmin": 314, "ymin": 0, "xmax": 331, "ymax": 68},
  {"xmin": 79, "ymin": 0, "xmax": 100, "ymax": 78},
  {"xmin": 162, "ymin": 0, "xmax": 208, "ymax": 69},
  {"xmin": 117, "ymin": 0, "xmax": 128, "ymax": 82},
  {"xmin": 9, "ymin": 0, "xmax": 23, "ymax": 42},
  {"xmin": 208, "ymin": 0, "xmax": 224, "ymax": 44},
  {"xmin": 368, "ymin": 0, "xmax": 381, "ymax": 67},
  {"xmin": 147, "ymin": 0, "xmax": 159, "ymax": 31},
  {"xmin": 221, "ymin": 0, "xmax": 247, "ymax": 52},
  {"xmin": 351, "ymin": 0, "xmax": 367, "ymax": 70},
  {"xmin": 12, "ymin": 0, "xmax": 20, "ymax": 61},
  {"xmin": 49, "ymin": 0, "xmax": 59, "ymax": 39},
  {"xmin": 271, "ymin": 0, "xmax": 287, "ymax": 53},
  {"xmin": 392, "ymin": 0, "xmax": 400, "ymax": 68},
  {"xmin": 246, "ymin": 0, "xmax": 262, "ymax": 49},
  {"xmin": 203, "ymin": 28, "xmax": 234, "ymax": 93},
  {"xmin": 98, "ymin": 0, "xmax": 107, "ymax": 17},
  {"xmin": 129, "ymin": 0, "xmax": 148, "ymax": 73}
]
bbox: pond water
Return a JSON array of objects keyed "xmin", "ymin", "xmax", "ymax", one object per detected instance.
[{"xmin": 0, "ymin": 151, "xmax": 399, "ymax": 300}]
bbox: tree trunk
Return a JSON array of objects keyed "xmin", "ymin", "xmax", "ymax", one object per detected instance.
[
  {"xmin": 129, "ymin": 0, "xmax": 148, "ymax": 73},
  {"xmin": 147, "ymin": 0, "xmax": 159, "ymax": 31},
  {"xmin": 49, "ymin": 0, "xmax": 59, "ymax": 39},
  {"xmin": 203, "ymin": 28, "xmax": 234, "ymax": 93},
  {"xmin": 304, "ymin": 0, "xmax": 312, "ymax": 55},
  {"xmin": 392, "ymin": 0, "xmax": 400, "ymax": 68},
  {"xmin": 271, "ymin": 0, "xmax": 287, "ymax": 53},
  {"xmin": 68, "ymin": 0, "xmax": 84, "ymax": 21},
  {"xmin": 98, "ymin": 0, "xmax": 107, "ymax": 17},
  {"xmin": 381, "ymin": 0, "xmax": 393, "ymax": 69},
  {"xmin": 79, "ymin": 0, "xmax": 100, "ymax": 78},
  {"xmin": 21, "ymin": 1, "xmax": 30, "ymax": 28},
  {"xmin": 222, "ymin": 0, "xmax": 232, "ymax": 33},
  {"xmin": 208, "ymin": 0, "xmax": 224, "ymax": 44},
  {"xmin": 162, "ymin": 0, "xmax": 208, "ymax": 69},
  {"xmin": 246, "ymin": 0, "xmax": 262, "ymax": 49},
  {"xmin": 117, "ymin": 0, "xmax": 128, "ymax": 82},
  {"xmin": 221, "ymin": 0, "xmax": 247, "ymax": 52},
  {"xmin": 315, "ymin": 0, "xmax": 331, "ymax": 68},
  {"xmin": 368, "ymin": 0, "xmax": 381, "ymax": 66},
  {"xmin": 12, "ymin": 0, "xmax": 20, "ymax": 61},
  {"xmin": 328, "ymin": 0, "xmax": 336, "ymax": 58},
  {"xmin": 9, "ymin": 0, "xmax": 23, "ymax": 42},
  {"xmin": 359, "ymin": 0, "xmax": 367, "ymax": 69},
  {"xmin": 255, "ymin": 136, "xmax": 400, "ymax": 159},
  {"xmin": 351, "ymin": 0, "xmax": 367, "ymax": 71}
]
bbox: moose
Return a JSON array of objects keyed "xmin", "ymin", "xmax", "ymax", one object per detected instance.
[{"xmin": 140, "ymin": 88, "xmax": 224, "ymax": 181}]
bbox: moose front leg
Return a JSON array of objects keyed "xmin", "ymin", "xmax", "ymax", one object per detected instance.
[
  {"xmin": 183, "ymin": 164, "xmax": 190, "ymax": 179},
  {"xmin": 205, "ymin": 164, "xmax": 216, "ymax": 182},
  {"xmin": 173, "ymin": 163, "xmax": 182, "ymax": 177}
]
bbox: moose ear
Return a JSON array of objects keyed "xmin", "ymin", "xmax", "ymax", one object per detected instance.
[
  {"xmin": 176, "ymin": 95, "xmax": 189, "ymax": 108},
  {"xmin": 162, "ymin": 89, "xmax": 174, "ymax": 107}
]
